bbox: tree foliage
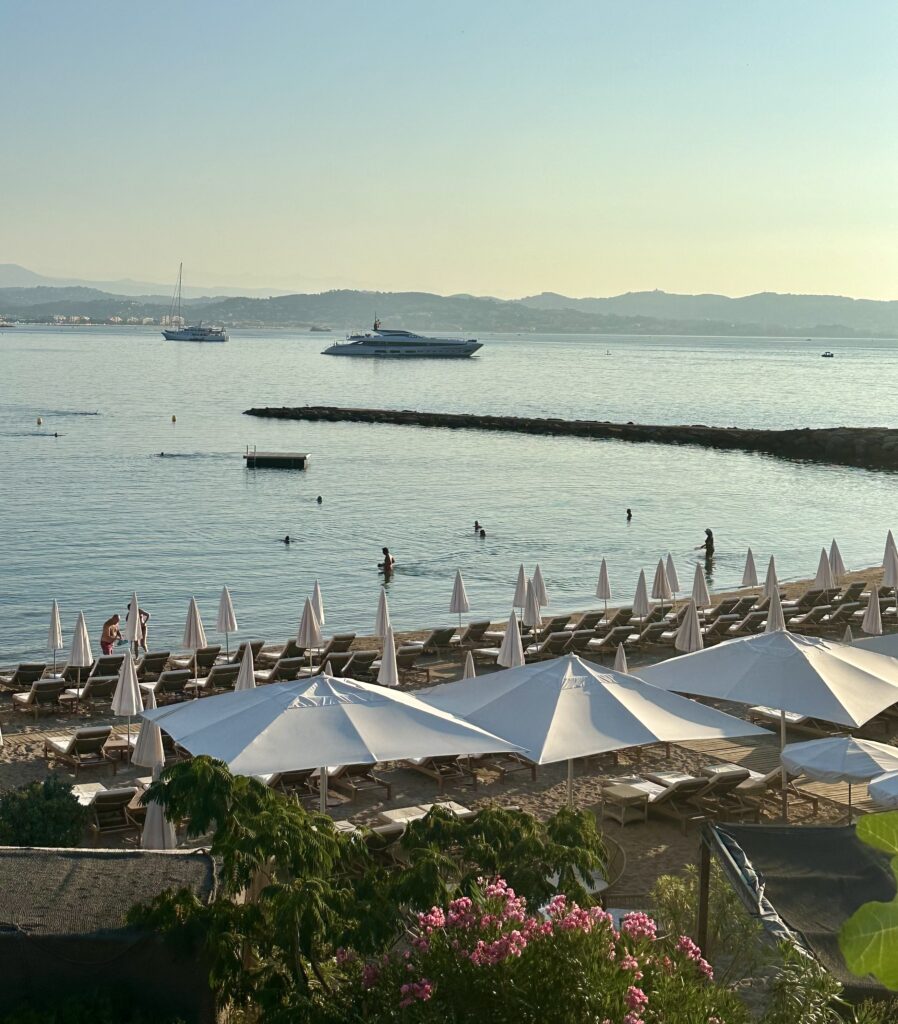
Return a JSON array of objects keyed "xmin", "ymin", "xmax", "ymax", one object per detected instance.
[{"xmin": 0, "ymin": 775, "xmax": 88, "ymax": 847}]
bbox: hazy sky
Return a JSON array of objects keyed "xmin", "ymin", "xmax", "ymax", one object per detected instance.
[{"xmin": 3, "ymin": 1, "xmax": 897, "ymax": 298}]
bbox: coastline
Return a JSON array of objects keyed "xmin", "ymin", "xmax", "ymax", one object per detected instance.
[{"xmin": 244, "ymin": 405, "xmax": 898, "ymax": 472}]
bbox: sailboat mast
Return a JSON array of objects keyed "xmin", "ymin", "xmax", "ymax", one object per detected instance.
[{"xmin": 176, "ymin": 262, "xmax": 182, "ymax": 325}]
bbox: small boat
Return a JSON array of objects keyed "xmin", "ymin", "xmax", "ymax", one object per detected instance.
[
  {"xmin": 162, "ymin": 263, "xmax": 229, "ymax": 343},
  {"xmin": 821, "ymin": 351, "xmax": 835, "ymax": 358},
  {"xmin": 323, "ymin": 318, "xmax": 481, "ymax": 359}
]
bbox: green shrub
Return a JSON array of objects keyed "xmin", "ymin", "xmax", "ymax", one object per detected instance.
[{"xmin": 0, "ymin": 775, "xmax": 88, "ymax": 847}]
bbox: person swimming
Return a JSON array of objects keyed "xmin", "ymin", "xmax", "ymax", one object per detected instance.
[
  {"xmin": 283, "ymin": 535, "xmax": 291, "ymax": 545},
  {"xmin": 317, "ymin": 496, "xmax": 323, "ymax": 504},
  {"xmin": 626, "ymin": 508, "xmax": 632, "ymax": 522},
  {"xmin": 479, "ymin": 528, "xmax": 486, "ymax": 538},
  {"xmin": 474, "ymin": 520, "xmax": 481, "ymax": 531}
]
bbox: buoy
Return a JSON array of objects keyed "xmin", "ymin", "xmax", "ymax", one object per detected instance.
[
  {"xmin": 36, "ymin": 416, "xmax": 43, "ymax": 426},
  {"xmin": 171, "ymin": 414, "xmax": 177, "ymax": 423}
]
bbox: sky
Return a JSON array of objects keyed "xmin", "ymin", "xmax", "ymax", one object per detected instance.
[{"xmin": 2, "ymin": 1, "xmax": 897, "ymax": 299}]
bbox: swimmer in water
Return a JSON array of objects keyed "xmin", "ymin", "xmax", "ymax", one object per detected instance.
[
  {"xmin": 626, "ymin": 508, "xmax": 632, "ymax": 522},
  {"xmin": 283, "ymin": 535, "xmax": 291, "ymax": 545},
  {"xmin": 317, "ymin": 495, "xmax": 323, "ymax": 504},
  {"xmin": 379, "ymin": 546, "xmax": 395, "ymax": 573},
  {"xmin": 479, "ymin": 528, "xmax": 486, "ymax": 538},
  {"xmin": 474, "ymin": 520, "xmax": 481, "ymax": 531}
]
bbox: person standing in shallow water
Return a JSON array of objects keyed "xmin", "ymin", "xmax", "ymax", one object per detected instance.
[
  {"xmin": 379, "ymin": 547, "xmax": 395, "ymax": 575},
  {"xmin": 696, "ymin": 528, "xmax": 715, "ymax": 558},
  {"xmin": 626, "ymin": 508, "xmax": 632, "ymax": 522}
]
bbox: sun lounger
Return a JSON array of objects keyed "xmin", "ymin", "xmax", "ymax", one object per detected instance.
[
  {"xmin": 253, "ymin": 656, "xmax": 305, "ymax": 685},
  {"xmin": 725, "ymin": 609, "xmax": 768, "ymax": 637},
  {"xmin": 59, "ymin": 674, "xmax": 118, "ymax": 708},
  {"xmin": 570, "ymin": 610, "xmax": 604, "ymax": 632},
  {"xmin": 11, "ymin": 678, "xmax": 68, "ymax": 718},
  {"xmin": 0, "ymin": 663, "xmax": 48, "ymax": 692},
  {"xmin": 598, "ymin": 774, "xmax": 709, "ymax": 833},
  {"xmin": 370, "ymin": 647, "xmax": 425, "ymax": 681},
  {"xmin": 469, "ymin": 752, "xmax": 538, "ymax": 781},
  {"xmin": 312, "ymin": 633, "xmax": 357, "ymax": 665},
  {"xmin": 220, "ymin": 640, "xmax": 265, "ymax": 666},
  {"xmin": 599, "ymin": 607, "xmax": 632, "ymax": 630},
  {"xmin": 87, "ymin": 787, "xmax": 142, "ymax": 844},
  {"xmin": 781, "ymin": 588, "xmax": 827, "ymax": 612},
  {"xmin": 406, "ymin": 627, "xmax": 456, "ymax": 655},
  {"xmin": 256, "ymin": 638, "xmax": 305, "ymax": 668},
  {"xmin": 586, "ymin": 624, "xmax": 636, "ymax": 655},
  {"xmin": 170, "ymin": 645, "xmax": 221, "ymax": 676},
  {"xmin": 265, "ymin": 769, "xmax": 317, "ymax": 795},
  {"xmin": 298, "ymin": 652, "xmax": 354, "ymax": 678},
  {"xmin": 564, "ymin": 629, "xmax": 598, "ymax": 654},
  {"xmin": 185, "ymin": 663, "xmax": 240, "ymax": 695},
  {"xmin": 448, "ymin": 620, "xmax": 493, "ymax": 649},
  {"xmin": 722, "ymin": 762, "xmax": 820, "ymax": 813},
  {"xmin": 630, "ymin": 621, "xmax": 669, "ymax": 648},
  {"xmin": 139, "ymin": 668, "xmax": 192, "ymax": 703},
  {"xmin": 657, "ymin": 767, "xmax": 759, "ymax": 822},
  {"xmin": 342, "ymin": 651, "xmax": 378, "ymax": 680},
  {"xmin": 328, "ymin": 763, "xmax": 392, "ymax": 801},
  {"xmin": 832, "ymin": 581, "xmax": 864, "ymax": 605},
  {"xmin": 787, "ymin": 604, "xmax": 832, "ymax": 633},
  {"xmin": 44, "ymin": 726, "xmax": 115, "ymax": 776},
  {"xmin": 803, "ymin": 601, "xmax": 860, "ymax": 634},
  {"xmin": 403, "ymin": 755, "xmax": 478, "ymax": 792},
  {"xmin": 135, "ymin": 651, "xmax": 171, "ymax": 681},
  {"xmin": 525, "ymin": 631, "xmax": 573, "ymax": 661},
  {"xmin": 702, "ymin": 597, "xmax": 740, "ymax": 624},
  {"xmin": 747, "ymin": 704, "xmax": 838, "ymax": 737}
]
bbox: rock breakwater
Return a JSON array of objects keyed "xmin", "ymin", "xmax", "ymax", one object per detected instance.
[{"xmin": 244, "ymin": 406, "xmax": 898, "ymax": 472}]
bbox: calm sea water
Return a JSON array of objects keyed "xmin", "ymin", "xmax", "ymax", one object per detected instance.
[{"xmin": 2, "ymin": 326, "xmax": 897, "ymax": 662}]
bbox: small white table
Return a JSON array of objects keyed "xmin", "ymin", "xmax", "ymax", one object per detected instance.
[{"xmin": 71, "ymin": 782, "xmax": 107, "ymax": 806}]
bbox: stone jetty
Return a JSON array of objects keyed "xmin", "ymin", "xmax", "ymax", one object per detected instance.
[{"xmin": 244, "ymin": 405, "xmax": 898, "ymax": 472}]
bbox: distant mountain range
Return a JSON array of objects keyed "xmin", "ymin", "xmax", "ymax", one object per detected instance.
[{"xmin": 1, "ymin": 264, "xmax": 896, "ymax": 337}]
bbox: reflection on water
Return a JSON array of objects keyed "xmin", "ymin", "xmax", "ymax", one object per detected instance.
[{"xmin": 1, "ymin": 326, "xmax": 897, "ymax": 661}]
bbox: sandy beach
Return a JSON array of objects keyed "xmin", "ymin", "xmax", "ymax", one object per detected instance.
[{"xmin": 1, "ymin": 562, "xmax": 889, "ymax": 906}]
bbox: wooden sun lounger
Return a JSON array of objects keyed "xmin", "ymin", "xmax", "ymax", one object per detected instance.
[
  {"xmin": 0, "ymin": 663, "xmax": 48, "ymax": 692},
  {"xmin": 11, "ymin": 678, "xmax": 68, "ymax": 719},
  {"xmin": 747, "ymin": 704, "xmax": 839, "ymax": 737},
  {"xmin": 253, "ymin": 656, "xmax": 305, "ymax": 685},
  {"xmin": 598, "ymin": 774, "xmax": 709, "ymax": 834},
  {"xmin": 787, "ymin": 604, "xmax": 832, "ymax": 633},
  {"xmin": 44, "ymin": 726, "xmax": 115, "ymax": 776},
  {"xmin": 220, "ymin": 640, "xmax": 265, "ymax": 666},
  {"xmin": 343, "ymin": 651, "xmax": 378, "ymax": 680},
  {"xmin": 448, "ymin": 620, "xmax": 492, "ymax": 649},
  {"xmin": 185, "ymin": 663, "xmax": 240, "ymax": 695},
  {"xmin": 403, "ymin": 755, "xmax": 478, "ymax": 792},
  {"xmin": 170, "ymin": 645, "xmax": 221, "ymax": 676},
  {"xmin": 59, "ymin": 674, "xmax": 118, "ymax": 709},
  {"xmin": 256, "ymin": 638, "xmax": 305, "ymax": 668},
  {"xmin": 328, "ymin": 763, "xmax": 393, "ymax": 802},
  {"xmin": 298, "ymin": 652, "xmax": 354, "ymax": 678},
  {"xmin": 135, "ymin": 651, "xmax": 171, "ymax": 681},
  {"xmin": 525, "ymin": 631, "xmax": 573, "ymax": 661},
  {"xmin": 703, "ymin": 597, "xmax": 740, "ymax": 623},
  {"xmin": 139, "ymin": 669, "xmax": 191, "ymax": 703},
  {"xmin": 586, "ymin": 624, "xmax": 636, "ymax": 655}
]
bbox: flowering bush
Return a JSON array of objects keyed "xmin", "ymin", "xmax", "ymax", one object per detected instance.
[{"xmin": 351, "ymin": 877, "xmax": 749, "ymax": 1023}]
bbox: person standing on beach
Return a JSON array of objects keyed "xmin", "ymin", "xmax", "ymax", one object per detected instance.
[{"xmin": 100, "ymin": 614, "xmax": 121, "ymax": 655}]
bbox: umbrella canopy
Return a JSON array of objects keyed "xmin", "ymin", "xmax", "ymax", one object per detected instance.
[
  {"xmin": 449, "ymin": 570, "xmax": 470, "ymax": 615},
  {"xmin": 183, "ymin": 597, "xmax": 207, "ymax": 651},
  {"xmin": 311, "ymin": 580, "xmax": 325, "ymax": 627},
  {"xmin": 842, "ymin": 625, "xmax": 854, "ymax": 644},
  {"xmin": 633, "ymin": 570, "xmax": 651, "ymax": 619},
  {"xmin": 377, "ymin": 625, "xmax": 399, "ymax": 687},
  {"xmin": 665, "ymin": 554, "xmax": 681, "ymax": 595},
  {"xmin": 497, "ymin": 612, "xmax": 525, "ymax": 669},
  {"xmin": 639, "ymin": 629, "xmax": 898, "ymax": 728},
  {"xmin": 742, "ymin": 548, "xmax": 759, "ymax": 588},
  {"xmin": 884, "ymin": 530, "xmax": 897, "ymax": 567},
  {"xmin": 421, "ymin": 655, "xmax": 767, "ymax": 766},
  {"xmin": 142, "ymin": 674, "xmax": 522, "ymax": 776},
  {"xmin": 829, "ymin": 540, "xmax": 846, "ymax": 579},
  {"xmin": 298, "ymin": 597, "xmax": 323, "ymax": 650},
  {"xmin": 142, "ymin": 764, "xmax": 178, "ymax": 850},
  {"xmin": 132, "ymin": 689, "xmax": 164, "ymax": 769},
  {"xmin": 868, "ymin": 770, "xmax": 898, "ymax": 809},
  {"xmin": 522, "ymin": 579, "xmax": 542, "ymax": 630},
  {"xmin": 111, "ymin": 648, "xmax": 143, "ymax": 718},
  {"xmin": 462, "ymin": 651, "xmax": 476, "ymax": 679},
  {"xmin": 532, "ymin": 564, "xmax": 549, "ymax": 607},
  {"xmin": 651, "ymin": 559, "xmax": 672, "ymax": 602},
  {"xmin": 217, "ymin": 586, "xmax": 238, "ymax": 633},
  {"xmin": 48, "ymin": 601, "xmax": 63, "ymax": 654},
  {"xmin": 814, "ymin": 549, "xmax": 835, "ymax": 592},
  {"xmin": 765, "ymin": 587, "xmax": 786, "ymax": 632},
  {"xmin": 884, "ymin": 547, "xmax": 898, "ymax": 590},
  {"xmin": 513, "ymin": 564, "xmax": 527, "ymax": 609},
  {"xmin": 861, "ymin": 588, "xmax": 883, "ymax": 636},
  {"xmin": 124, "ymin": 592, "xmax": 142, "ymax": 645},
  {"xmin": 235, "ymin": 644, "xmax": 256, "ymax": 691},
  {"xmin": 47, "ymin": 602, "xmax": 62, "ymax": 651},
  {"xmin": 675, "ymin": 600, "xmax": 703, "ymax": 653},
  {"xmin": 596, "ymin": 559, "xmax": 611, "ymax": 601},
  {"xmin": 69, "ymin": 612, "xmax": 93, "ymax": 668},
  {"xmin": 375, "ymin": 589, "xmax": 391, "ymax": 638},
  {"xmin": 691, "ymin": 563, "xmax": 711, "ymax": 608},
  {"xmin": 782, "ymin": 736, "xmax": 898, "ymax": 784},
  {"xmin": 613, "ymin": 643, "xmax": 628, "ymax": 673},
  {"xmin": 763, "ymin": 557, "xmax": 778, "ymax": 599}
]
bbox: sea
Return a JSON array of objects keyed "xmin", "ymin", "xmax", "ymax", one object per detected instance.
[{"xmin": 2, "ymin": 325, "xmax": 897, "ymax": 663}]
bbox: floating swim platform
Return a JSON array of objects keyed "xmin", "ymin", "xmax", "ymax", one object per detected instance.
[{"xmin": 244, "ymin": 447, "xmax": 310, "ymax": 470}]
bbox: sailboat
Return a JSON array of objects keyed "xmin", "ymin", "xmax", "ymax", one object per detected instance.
[{"xmin": 161, "ymin": 263, "xmax": 228, "ymax": 342}]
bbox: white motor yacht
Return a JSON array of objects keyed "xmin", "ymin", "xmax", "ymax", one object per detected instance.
[{"xmin": 323, "ymin": 319, "xmax": 481, "ymax": 358}]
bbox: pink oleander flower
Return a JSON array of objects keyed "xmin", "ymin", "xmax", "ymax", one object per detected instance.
[
  {"xmin": 620, "ymin": 911, "xmax": 657, "ymax": 941},
  {"xmin": 399, "ymin": 979, "xmax": 433, "ymax": 1008},
  {"xmin": 361, "ymin": 962, "xmax": 380, "ymax": 990},
  {"xmin": 626, "ymin": 985, "xmax": 648, "ymax": 1011},
  {"xmin": 676, "ymin": 935, "xmax": 714, "ymax": 979},
  {"xmin": 623, "ymin": 1014, "xmax": 645, "ymax": 1024},
  {"xmin": 546, "ymin": 893, "xmax": 568, "ymax": 917}
]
